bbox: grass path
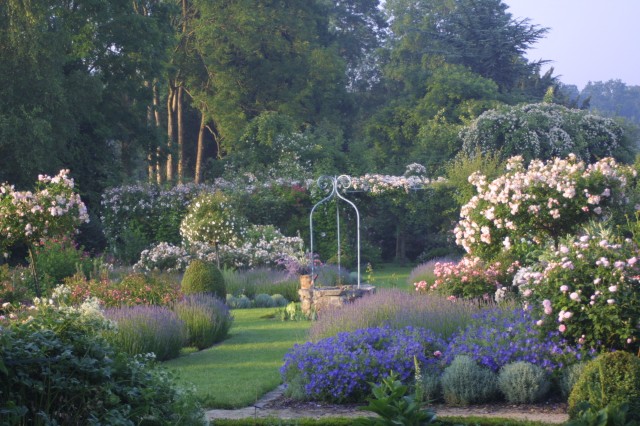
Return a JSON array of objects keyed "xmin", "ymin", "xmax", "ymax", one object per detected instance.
[
  {"xmin": 367, "ymin": 262, "xmax": 415, "ymax": 290},
  {"xmin": 164, "ymin": 308, "xmax": 311, "ymax": 409}
]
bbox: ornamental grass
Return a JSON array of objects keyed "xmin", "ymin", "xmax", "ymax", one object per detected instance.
[{"xmin": 103, "ymin": 305, "xmax": 187, "ymax": 361}]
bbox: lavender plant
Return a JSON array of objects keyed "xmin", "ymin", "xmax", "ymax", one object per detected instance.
[
  {"xmin": 281, "ymin": 326, "xmax": 445, "ymax": 403},
  {"xmin": 173, "ymin": 293, "xmax": 233, "ymax": 349},
  {"xmin": 309, "ymin": 289, "xmax": 481, "ymax": 342},
  {"xmin": 103, "ymin": 305, "xmax": 187, "ymax": 361},
  {"xmin": 223, "ymin": 267, "xmax": 298, "ymax": 301}
]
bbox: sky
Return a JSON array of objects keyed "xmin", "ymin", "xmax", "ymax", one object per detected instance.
[{"xmin": 502, "ymin": 0, "xmax": 640, "ymax": 90}]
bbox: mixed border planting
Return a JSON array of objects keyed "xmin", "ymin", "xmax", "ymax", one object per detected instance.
[{"xmin": 2, "ymin": 154, "xmax": 640, "ymax": 423}]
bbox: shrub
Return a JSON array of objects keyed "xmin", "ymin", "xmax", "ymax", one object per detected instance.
[
  {"xmin": 498, "ymin": 361, "xmax": 551, "ymax": 404},
  {"xmin": 224, "ymin": 267, "xmax": 299, "ymax": 301},
  {"xmin": 0, "ymin": 298, "xmax": 205, "ymax": 425},
  {"xmin": 0, "ymin": 265, "xmax": 30, "ymax": 305},
  {"xmin": 444, "ymin": 306, "xmax": 587, "ymax": 373},
  {"xmin": 418, "ymin": 256, "xmax": 518, "ymax": 301},
  {"xmin": 441, "ymin": 355, "xmax": 499, "ymax": 405},
  {"xmin": 181, "ymin": 259, "xmax": 226, "ymax": 299},
  {"xmin": 271, "ymin": 294, "xmax": 288, "ymax": 307},
  {"xmin": 253, "ymin": 293, "xmax": 276, "ymax": 308},
  {"xmin": 454, "ymin": 155, "xmax": 631, "ymax": 262},
  {"xmin": 281, "ymin": 326, "xmax": 445, "ymax": 403},
  {"xmin": 568, "ymin": 351, "xmax": 640, "ymax": 420},
  {"xmin": 407, "ymin": 258, "xmax": 452, "ymax": 288},
  {"xmin": 566, "ymin": 402, "xmax": 636, "ymax": 426},
  {"xmin": 33, "ymin": 237, "xmax": 89, "ymax": 289},
  {"xmin": 173, "ymin": 293, "xmax": 233, "ymax": 349},
  {"xmin": 134, "ymin": 242, "xmax": 191, "ymax": 272},
  {"xmin": 310, "ymin": 289, "xmax": 481, "ymax": 342},
  {"xmin": 518, "ymin": 229, "xmax": 640, "ymax": 352},
  {"xmin": 180, "ymin": 191, "xmax": 247, "ymax": 249},
  {"xmin": 226, "ymin": 294, "xmax": 252, "ymax": 309},
  {"xmin": 560, "ymin": 362, "xmax": 587, "ymax": 399},
  {"xmin": 103, "ymin": 305, "xmax": 187, "ymax": 361}
]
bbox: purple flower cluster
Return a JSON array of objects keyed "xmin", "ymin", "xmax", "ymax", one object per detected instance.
[
  {"xmin": 444, "ymin": 306, "xmax": 590, "ymax": 372},
  {"xmin": 281, "ymin": 326, "xmax": 445, "ymax": 403}
]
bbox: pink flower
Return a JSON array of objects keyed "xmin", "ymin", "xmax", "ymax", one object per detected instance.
[
  {"xmin": 560, "ymin": 285, "xmax": 569, "ymax": 292},
  {"xmin": 559, "ymin": 324, "xmax": 566, "ymax": 333},
  {"xmin": 433, "ymin": 351, "xmax": 442, "ymax": 358},
  {"xmin": 570, "ymin": 292, "xmax": 580, "ymax": 301},
  {"xmin": 536, "ymin": 320, "xmax": 544, "ymax": 326},
  {"xmin": 628, "ymin": 338, "xmax": 634, "ymax": 344},
  {"xmin": 607, "ymin": 299, "xmax": 616, "ymax": 305},
  {"xmin": 608, "ymin": 285, "xmax": 617, "ymax": 292}
]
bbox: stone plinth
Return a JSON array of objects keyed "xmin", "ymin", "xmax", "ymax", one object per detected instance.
[{"xmin": 298, "ymin": 284, "xmax": 376, "ymax": 317}]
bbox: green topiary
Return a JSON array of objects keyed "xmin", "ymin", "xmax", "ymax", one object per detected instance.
[
  {"xmin": 441, "ymin": 355, "xmax": 499, "ymax": 406},
  {"xmin": 568, "ymin": 351, "xmax": 640, "ymax": 420},
  {"xmin": 181, "ymin": 259, "xmax": 226, "ymax": 299},
  {"xmin": 498, "ymin": 361, "xmax": 550, "ymax": 404}
]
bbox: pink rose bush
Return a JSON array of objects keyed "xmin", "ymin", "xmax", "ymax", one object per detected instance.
[
  {"xmin": 414, "ymin": 257, "xmax": 519, "ymax": 300},
  {"xmin": 517, "ymin": 231, "xmax": 640, "ymax": 352},
  {"xmin": 454, "ymin": 155, "xmax": 632, "ymax": 262}
]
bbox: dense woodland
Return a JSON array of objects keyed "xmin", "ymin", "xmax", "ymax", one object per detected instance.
[{"xmin": 2, "ymin": 0, "xmax": 639, "ymax": 260}]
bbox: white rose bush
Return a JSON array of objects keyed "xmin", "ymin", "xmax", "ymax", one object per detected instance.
[
  {"xmin": 0, "ymin": 170, "xmax": 89, "ymax": 295},
  {"xmin": 454, "ymin": 155, "xmax": 633, "ymax": 262}
]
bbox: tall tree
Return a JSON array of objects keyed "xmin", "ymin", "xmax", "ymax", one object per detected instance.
[
  {"xmin": 382, "ymin": 0, "xmax": 549, "ymax": 94},
  {"xmin": 192, "ymin": 0, "xmax": 348, "ymax": 155}
]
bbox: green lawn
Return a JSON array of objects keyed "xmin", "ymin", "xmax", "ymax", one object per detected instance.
[
  {"xmin": 367, "ymin": 262, "xmax": 415, "ymax": 290},
  {"xmin": 164, "ymin": 308, "xmax": 311, "ymax": 409}
]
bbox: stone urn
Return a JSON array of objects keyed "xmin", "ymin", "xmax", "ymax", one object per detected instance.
[{"xmin": 299, "ymin": 274, "xmax": 313, "ymax": 289}]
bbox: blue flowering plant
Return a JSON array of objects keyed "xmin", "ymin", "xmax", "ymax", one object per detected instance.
[
  {"xmin": 281, "ymin": 326, "xmax": 445, "ymax": 403},
  {"xmin": 444, "ymin": 306, "xmax": 590, "ymax": 373}
]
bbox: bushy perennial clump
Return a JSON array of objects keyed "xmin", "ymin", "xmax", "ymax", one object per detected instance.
[
  {"xmin": 173, "ymin": 293, "xmax": 233, "ymax": 349},
  {"xmin": 517, "ymin": 230, "xmax": 640, "ymax": 352},
  {"xmin": 66, "ymin": 272, "xmax": 182, "ymax": 307},
  {"xmin": 103, "ymin": 305, "xmax": 187, "ymax": 361},
  {"xmin": 498, "ymin": 361, "xmax": 551, "ymax": 404},
  {"xmin": 0, "ymin": 297, "xmax": 204, "ymax": 425},
  {"xmin": 281, "ymin": 326, "xmax": 445, "ymax": 403},
  {"xmin": 440, "ymin": 355, "xmax": 498, "ymax": 405},
  {"xmin": 309, "ymin": 289, "xmax": 481, "ymax": 342},
  {"xmin": 226, "ymin": 294, "xmax": 252, "ymax": 309},
  {"xmin": 444, "ymin": 306, "xmax": 586, "ymax": 372}
]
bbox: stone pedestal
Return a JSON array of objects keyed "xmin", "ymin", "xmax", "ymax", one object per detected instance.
[{"xmin": 298, "ymin": 284, "xmax": 376, "ymax": 317}]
